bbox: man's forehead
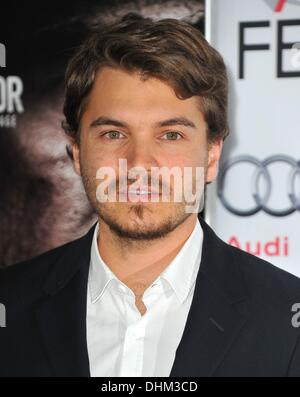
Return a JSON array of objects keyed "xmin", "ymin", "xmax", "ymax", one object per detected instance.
[
  {"xmin": 85, "ymin": 67, "xmax": 203, "ymax": 120},
  {"xmin": 92, "ymin": 66, "xmax": 185, "ymax": 102}
]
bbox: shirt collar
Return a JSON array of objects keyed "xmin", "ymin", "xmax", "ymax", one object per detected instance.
[
  {"xmin": 158, "ymin": 218, "xmax": 203, "ymax": 304},
  {"xmin": 89, "ymin": 218, "xmax": 203, "ymax": 304},
  {"xmin": 89, "ymin": 222, "xmax": 116, "ymax": 303}
]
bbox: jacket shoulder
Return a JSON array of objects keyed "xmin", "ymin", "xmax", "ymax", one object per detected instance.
[
  {"xmin": 224, "ymin": 240, "xmax": 300, "ymax": 305},
  {"xmin": 0, "ymin": 236, "xmax": 84, "ymax": 302},
  {"xmin": 201, "ymin": 217, "xmax": 300, "ymax": 306}
]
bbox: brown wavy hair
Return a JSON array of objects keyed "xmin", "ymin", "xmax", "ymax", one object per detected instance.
[{"xmin": 62, "ymin": 12, "xmax": 229, "ymax": 147}]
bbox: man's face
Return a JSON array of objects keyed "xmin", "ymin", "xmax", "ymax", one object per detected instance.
[{"xmin": 72, "ymin": 66, "xmax": 222, "ymax": 240}]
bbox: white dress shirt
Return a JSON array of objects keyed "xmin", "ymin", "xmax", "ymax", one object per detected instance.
[{"xmin": 86, "ymin": 218, "xmax": 203, "ymax": 377}]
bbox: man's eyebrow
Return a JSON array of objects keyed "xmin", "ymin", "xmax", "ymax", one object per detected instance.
[
  {"xmin": 156, "ymin": 117, "xmax": 197, "ymax": 129},
  {"xmin": 89, "ymin": 117, "xmax": 128, "ymax": 129},
  {"xmin": 89, "ymin": 116, "xmax": 197, "ymax": 129}
]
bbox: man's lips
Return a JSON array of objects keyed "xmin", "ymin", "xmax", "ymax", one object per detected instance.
[
  {"xmin": 116, "ymin": 188, "xmax": 162, "ymax": 202},
  {"xmin": 118, "ymin": 191, "xmax": 161, "ymax": 197},
  {"xmin": 118, "ymin": 187, "xmax": 161, "ymax": 195}
]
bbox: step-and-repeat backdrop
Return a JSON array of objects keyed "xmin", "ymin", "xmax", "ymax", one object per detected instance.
[{"xmin": 205, "ymin": 0, "xmax": 300, "ymax": 276}]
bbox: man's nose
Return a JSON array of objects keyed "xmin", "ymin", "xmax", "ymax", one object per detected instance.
[{"xmin": 125, "ymin": 138, "xmax": 158, "ymax": 170}]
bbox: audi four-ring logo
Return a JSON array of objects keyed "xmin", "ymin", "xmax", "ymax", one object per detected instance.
[{"xmin": 217, "ymin": 155, "xmax": 300, "ymax": 217}]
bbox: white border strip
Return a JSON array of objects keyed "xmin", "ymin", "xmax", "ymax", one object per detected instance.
[
  {"xmin": 204, "ymin": 0, "xmax": 212, "ymax": 43},
  {"xmin": 203, "ymin": 0, "xmax": 215, "ymax": 226}
]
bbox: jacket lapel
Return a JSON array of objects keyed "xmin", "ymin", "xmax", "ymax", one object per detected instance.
[
  {"xmin": 170, "ymin": 217, "xmax": 249, "ymax": 377},
  {"xmin": 35, "ymin": 225, "xmax": 96, "ymax": 377}
]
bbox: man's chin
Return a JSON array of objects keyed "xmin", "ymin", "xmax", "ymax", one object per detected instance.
[
  {"xmin": 95, "ymin": 201, "xmax": 190, "ymax": 241},
  {"xmin": 98, "ymin": 212, "xmax": 177, "ymax": 241},
  {"xmin": 103, "ymin": 219, "xmax": 169, "ymax": 240}
]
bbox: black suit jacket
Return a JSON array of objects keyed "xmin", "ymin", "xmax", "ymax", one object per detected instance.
[{"xmin": 1, "ymin": 217, "xmax": 300, "ymax": 377}]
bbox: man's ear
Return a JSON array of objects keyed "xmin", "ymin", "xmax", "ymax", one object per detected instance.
[
  {"xmin": 206, "ymin": 138, "xmax": 223, "ymax": 183},
  {"xmin": 69, "ymin": 137, "xmax": 81, "ymax": 176}
]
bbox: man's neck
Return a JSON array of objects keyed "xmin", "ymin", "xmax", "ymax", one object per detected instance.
[{"xmin": 97, "ymin": 214, "xmax": 198, "ymax": 295}]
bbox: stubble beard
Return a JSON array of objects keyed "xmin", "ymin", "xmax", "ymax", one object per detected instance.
[{"xmin": 80, "ymin": 168, "xmax": 196, "ymax": 243}]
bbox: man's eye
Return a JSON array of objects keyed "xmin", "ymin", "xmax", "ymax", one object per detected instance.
[
  {"xmin": 102, "ymin": 131, "xmax": 124, "ymax": 139},
  {"xmin": 162, "ymin": 131, "xmax": 182, "ymax": 140}
]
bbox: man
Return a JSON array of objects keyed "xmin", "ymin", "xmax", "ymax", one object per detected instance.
[{"xmin": 1, "ymin": 12, "xmax": 300, "ymax": 377}]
